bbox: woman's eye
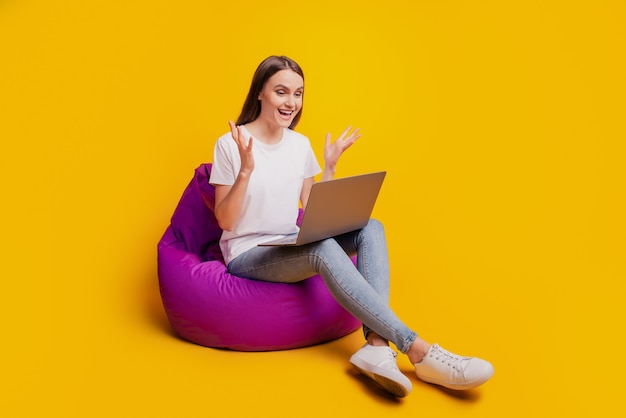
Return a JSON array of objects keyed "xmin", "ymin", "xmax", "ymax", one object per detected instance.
[
  {"xmin": 276, "ymin": 90, "xmax": 285, "ymax": 95},
  {"xmin": 295, "ymin": 92, "xmax": 302, "ymax": 97}
]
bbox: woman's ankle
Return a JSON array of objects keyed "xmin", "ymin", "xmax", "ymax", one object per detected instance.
[
  {"xmin": 407, "ymin": 338, "xmax": 431, "ymax": 364},
  {"xmin": 366, "ymin": 332, "xmax": 389, "ymax": 347}
]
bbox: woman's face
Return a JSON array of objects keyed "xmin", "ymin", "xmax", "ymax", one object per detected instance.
[{"xmin": 257, "ymin": 69, "xmax": 304, "ymax": 128}]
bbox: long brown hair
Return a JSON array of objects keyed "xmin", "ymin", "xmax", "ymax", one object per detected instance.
[{"xmin": 236, "ymin": 55, "xmax": 304, "ymax": 129}]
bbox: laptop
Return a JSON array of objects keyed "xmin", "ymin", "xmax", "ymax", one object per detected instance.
[{"xmin": 258, "ymin": 171, "xmax": 386, "ymax": 246}]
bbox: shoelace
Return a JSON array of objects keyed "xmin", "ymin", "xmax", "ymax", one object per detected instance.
[
  {"xmin": 380, "ymin": 347, "xmax": 399, "ymax": 369},
  {"xmin": 430, "ymin": 345, "xmax": 469, "ymax": 373}
]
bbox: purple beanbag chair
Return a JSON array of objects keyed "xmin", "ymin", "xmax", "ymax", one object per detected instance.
[{"xmin": 157, "ymin": 163, "xmax": 361, "ymax": 351}]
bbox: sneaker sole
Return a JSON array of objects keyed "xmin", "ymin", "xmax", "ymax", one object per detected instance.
[
  {"xmin": 416, "ymin": 369, "xmax": 494, "ymax": 390},
  {"xmin": 350, "ymin": 358, "xmax": 411, "ymax": 397}
]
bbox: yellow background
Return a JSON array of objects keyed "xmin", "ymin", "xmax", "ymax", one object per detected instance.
[{"xmin": 1, "ymin": 0, "xmax": 625, "ymax": 416}]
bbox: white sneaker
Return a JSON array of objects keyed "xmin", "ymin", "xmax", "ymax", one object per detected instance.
[
  {"xmin": 414, "ymin": 343, "xmax": 494, "ymax": 390},
  {"xmin": 349, "ymin": 344, "xmax": 412, "ymax": 397}
]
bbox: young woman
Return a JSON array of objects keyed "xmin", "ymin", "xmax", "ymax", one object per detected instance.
[{"xmin": 209, "ymin": 55, "xmax": 494, "ymax": 397}]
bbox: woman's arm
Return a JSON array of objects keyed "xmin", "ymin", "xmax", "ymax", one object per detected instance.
[
  {"xmin": 214, "ymin": 173, "xmax": 250, "ymax": 231},
  {"xmin": 299, "ymin": 176, "xmax": 315, "ymax": 209},
  {"xmin": 213, "ymin": 122, "xmax": 255, "ymax": 231}
]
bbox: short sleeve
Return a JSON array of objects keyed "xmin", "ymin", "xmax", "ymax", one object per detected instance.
[
  {"xmin": 303, "ymin": 139, "xmax": 321, "ymax": 178},
  {"xmin": 209, "ymin": 134, "xmax": 240, "ymax": 186}
]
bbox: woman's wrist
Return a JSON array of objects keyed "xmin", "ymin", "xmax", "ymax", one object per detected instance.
[{"xmin": 322, "ymin": 165, "xmax": 336, "ymax": 181}]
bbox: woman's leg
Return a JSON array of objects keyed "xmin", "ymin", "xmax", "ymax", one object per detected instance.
[
  {"xmin": 334, "ymin": 221, "xmax": 431, "ymax": 359},
  {"xmin": 227, "ymin": 219, "xmax": 417, "ymax": 353},
  {"xmin": 228, "ymin": 219, "xmax": 494, "ymax": 394},
  {"xmin": 333, "ymin": 219, "xmax": 390, "ymax": 343}
]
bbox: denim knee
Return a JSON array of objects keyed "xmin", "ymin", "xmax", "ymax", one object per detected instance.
[{"xmin": 364, "ymin": 218, "xmax": 385, "ymax": 235}]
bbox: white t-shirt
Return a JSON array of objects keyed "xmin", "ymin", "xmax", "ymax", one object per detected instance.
[{"xmin": 209, "ymin": 126, "xmax": 322, "ymax": 264}]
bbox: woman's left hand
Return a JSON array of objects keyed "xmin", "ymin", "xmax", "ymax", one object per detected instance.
[{"xmin": 324, "ymin": 126, "xmax": 361, "ymax": 170}]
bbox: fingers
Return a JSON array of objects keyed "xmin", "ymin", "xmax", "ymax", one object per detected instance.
[
  {"xmin": 338, "ymin": 127, "xmax": 360, "ymax": 150},
  {"xmin": 229, "ymin": 120, "xmax": 238, "ymax": 140},
  {"xmin": 229, "ymin": 121, "xmax": 250, "ymax": 150},
  {"xmin": 338, "ymin": 125, "xmax": 352, "ymax": 140},
  {"xmin": 338, "ymin": 126, "xmax": 360, "ymax": 142},
  {"xmin": 325, "ymin": 126, "xmax": 361, "ymax": 158},
  {"xmin": 346, "ymin": 129, "xmax": 361, "ymax": 144},
  {"xmin": 343, "ymin": 139, "xmax": 357, "ymax": 151}
]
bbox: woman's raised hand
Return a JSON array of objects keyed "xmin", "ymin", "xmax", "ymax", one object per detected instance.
[
  {"xmin": 324, "ymin": 126, "xmax": 361, "ymax": 170},
  {"xmin": 229, "ymin": 121, "xmax": 254, "ymax": 176}
]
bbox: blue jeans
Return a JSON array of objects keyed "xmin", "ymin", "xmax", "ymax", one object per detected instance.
[{"xmin": 227, "ymin": 219, "xmax": 418, "ymax": 353}]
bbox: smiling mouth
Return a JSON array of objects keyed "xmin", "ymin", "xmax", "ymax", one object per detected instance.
[{"xmin": 278, "ymin": 110, "xmax": 293, "ymax": 116}]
